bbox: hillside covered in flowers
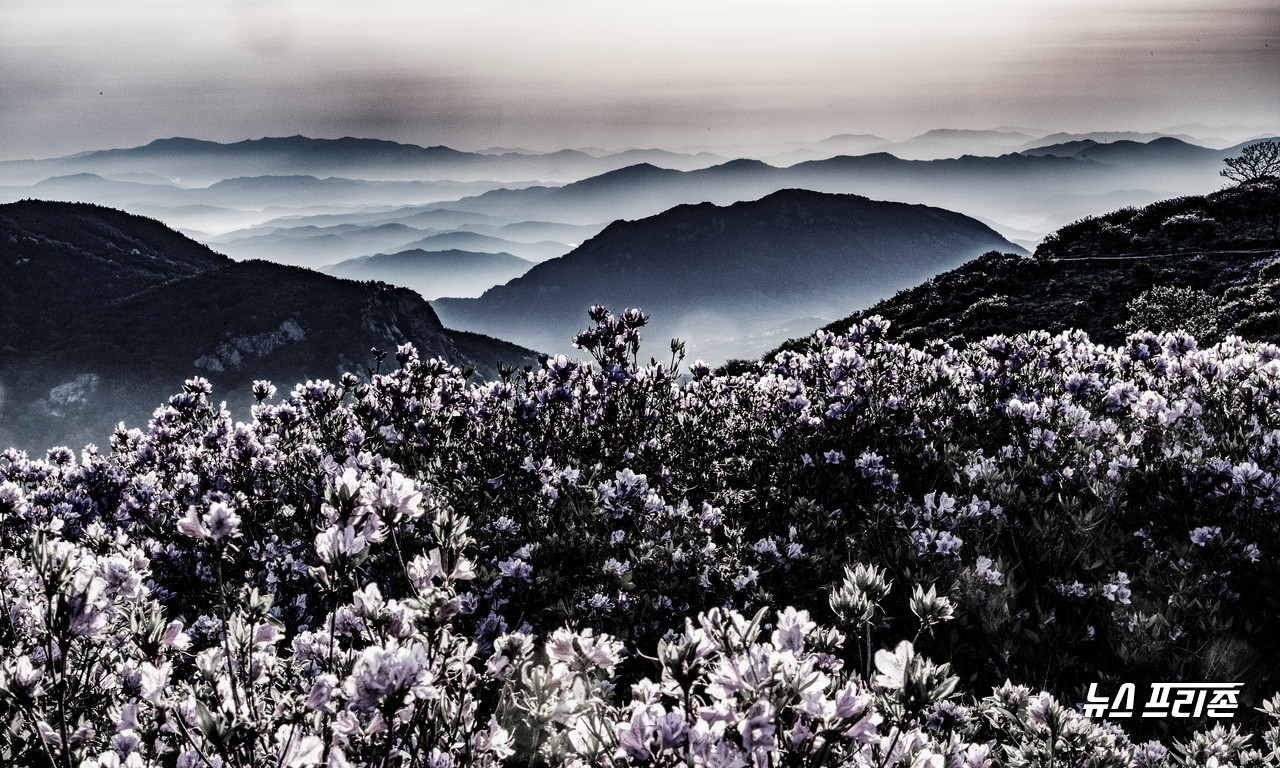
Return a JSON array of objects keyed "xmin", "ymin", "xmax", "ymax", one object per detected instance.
[{"xmin": 4, "ymin": 296, "xmax": 1280, "ymax": 765}]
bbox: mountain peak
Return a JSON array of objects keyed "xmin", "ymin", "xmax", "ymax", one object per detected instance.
[{"xmin": 434, "ymin": 189, "xmax": 1021, "ymax": 363}]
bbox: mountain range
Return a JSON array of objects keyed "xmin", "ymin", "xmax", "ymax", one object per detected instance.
[
  {"xmin": 0, "ymin": 136, "xmax": 729, "ymax": 186},
  {"xmin": 0, "ymin": 200, "xmax": 538, "ymax": 453},
  {"xmin": 415, "ymin": 137, "xmax": 1255, "ymax": 236},
  {"xmin": 433, "ymin": 188, "xmax": 1024, "ymax": 362},
  {"xmin": 5, "ymin": 134, "xmax": 1270, "ymax": 275}
]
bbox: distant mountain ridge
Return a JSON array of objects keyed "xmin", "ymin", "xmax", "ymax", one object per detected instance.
[
  {"xmin": 0, "ymin": 200, "xmax": 539, "ymax": 452},
  {"xmin": 434, "ymin": 188, "xmax": 1024, "ymax": 363},
  {"xmin": 414, "ymin": 137, "xmax": 1266, "ymax": 239},
  {"xmin": 0, "ymin": 136, "xmax": 729, "ymax": 186},
  {"xmin": 323, "ymin": 248, "xmax": 532, "ymax": 300}
]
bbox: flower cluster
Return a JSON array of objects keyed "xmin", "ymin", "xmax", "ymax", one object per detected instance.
[{"xmin": 4, "ymin": 309, "xmax": 1280, "ymax": 765}]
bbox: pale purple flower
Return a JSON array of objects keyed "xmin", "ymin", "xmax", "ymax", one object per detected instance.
[
  {"xmin": 974, "ymin": 556, "xmax": 1003, "ymax": 586},
  {"xmin": 305, "ymin": 674, "xmax": 338, "ymax": 711},
  {"xmin": 771, "ymin": 607, "xmax": 815, "ymax": 653},
  {"xmin": 1191, "ymin": 526, "xmax": 1221, "ymax": 547},
  {"xmin": 1102, "ymin": 572, "xmax": 1132, "ymax": 604},
  {"xmin": 498, "ymin": 557, "xmax": 533, "ymax": 583},
  {"xmin": 176, "ymin": 506, "xmax": 209, "ymax": 540},
  {"xmin": 205, "ymin": 502, "xmax": 241, "ymax": 542},
  {"xmin": 739, "ymin": 699, "xmax": 777, "ymax": 754},
  {"xmin": 344, "ymin": 639, "xmax": 435, "ymax": 712}
]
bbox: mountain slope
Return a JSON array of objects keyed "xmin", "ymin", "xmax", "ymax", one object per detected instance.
[
  {"xmin": 0, "ymin": 200, "xmax": 539, "ymax": 452},
  {"xmin": 765, "ymin": 180, "xmax": 1280, "ymax": 355},
  {"xmin": 433, "ymin": 189, "xmax": 1023, "ymax": 363}
]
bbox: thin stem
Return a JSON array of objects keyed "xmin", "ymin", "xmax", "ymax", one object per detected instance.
[
  {"xmin": 171, "ymin": 705, "xmax": 223, "ymax": 768},
  {"xmin": 23, "ymin": 702, "xmax": 61, "ymax": 768},
  {"xmin": 213, "ymin": 551, "xmax": 246, "ymax": 767},
  {"xmin": 319, "ymin": 595, "xmax": 340, "ymax": 767}
]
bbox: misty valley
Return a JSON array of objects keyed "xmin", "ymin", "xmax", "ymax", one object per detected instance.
[{"xmin": 0, "ymin": 128, "xmax": 1268, "ymax": 452}]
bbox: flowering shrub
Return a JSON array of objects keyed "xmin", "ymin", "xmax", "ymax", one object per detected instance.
[
  {"xmin": 1119, "ymin": 285, "xmax": 1223, "ymax": 339},
  {"xmin": 1035, "ymin": 180, "xmax": 1279, "ymax": 258},
  {"xmin": 4, "ymin": 307, "xmax": 1280, "ymax": 765}
]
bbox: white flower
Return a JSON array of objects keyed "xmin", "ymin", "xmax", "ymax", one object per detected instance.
[
  {"xmin": 739, "ymin": 699, "xmax": 777, "ymax": 754},
  {"xmin": 275, "ymin": 724, "xmax": 325, "ymax": 767},
  {"xmin": 352, "ymin": 582, "xmax": 385, "ymax": 618},
  {"xmin": 547, "ymin": 628, "xmax": 624, "ymax": 675},
  {"xmin": 498, "ymin": 557, "xmax": 533, "ymax": 583},
  {"xmin": 450, "ymin": 556, "xmax": 477, "ymax": 581},
  {"xmin": 602, "ymin": 557, "xmax": 631, "ymax": 577},
  {"xmin": 139, "ymin": 661, "xmax": 171, "ymax": 705},
  {"xmin": 7, "ymin": 655, "xmax": 45, "ymax": 700},
  {"xmin": 1027, "ymin": 693, "xmax": 1053, "ymax": 726},
  {"xmin": 472, "ymin": 716, "xmax": 515, "ymax": 759},
  {"xmin": 176, "ymin": 506, "xmax": 209, "ymax": 539},
  {"xmin": 874, "ymin": 640, "xmax": 914, "ymax": 690},
  {"xmin": 161, "ymin": 620, "xmax": 191, "ymax": 650},
  {"xmin": 97, "ymin": 555, "xmax": 145, "ymax": 601},
  {"xmin": 365, "ymin": 470, "xmax": 424, "ymax": 522},
  {"xmin": 315, "ymin": 524, "xmax": 366, "ymax": 564}
]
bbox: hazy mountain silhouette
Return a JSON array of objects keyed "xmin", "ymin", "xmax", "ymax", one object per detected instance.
[
  {"xmin": 323, "ymin": 248, "xmax": 532, "ymax": 299},
  {"xmin": 196, "ymin": 175, "xmax": 520, "ymax": 208},
  {"xmin": 259, "ymin": 207, "xmax": 512, "ymax": 231},
  {"xmin": 1070, "ymin": 137, "xmax": 1224, "ymax": 165},
  {"xmin": 813, "ymin": 133, "xmax": 893, "ymax": 152},
  {"xmin": 398, "ymin": 231, "xmax": 572, "ymax": 262},
  {"xmin": 0, "ymin": 136, "xmax": 727, "ymax": 186},
  {"xmin": 471, "ymin": 220, "xmax": 606, "ymax": 245},
  {"xmin": 7, "ymin": 134, "xmax": 1265, "ymax": 271},
  {"xmin": 433, "ymin": 189, "xmax": 1023, "ymax": 363},
  {"xmin": 1021, "ymin": 131, "xmax": 1208, "ymax": 151},
  {"xmin": 0, "ymin": 200, "xmax": 539, "ymax": 452},
  {"xmin": 418, "ymin": 140, "xmax": 1236, "ymax": 244},
  {"xmin": 0, "ymin": 173, "xmax": 182, "ymax": 209},
  {"xmin": 1018, "ymin": 140, "xmax": 1101, "ymax": 158},
  {"xmin": 211, "ymin": 221, "xmax": 435, "ymax": 266},
  {"xmin": 0, "ymin": 173, "xmax": 530, "ymax": 226},
  {"xmin": 886, "ymin": 129, "xmax": 1040, "ymax": 159},
  {"xmin": 763, "ymin": 134, "xmax": 893, "ymax": 164},
  {"xmin": 1022, "ymin": 137, "xmax": 1269, "ymax": 168}
]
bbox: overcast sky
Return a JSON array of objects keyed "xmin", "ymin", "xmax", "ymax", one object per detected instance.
[{"xmin": 2, "ymin": 0, "xmax": 1277, "ymax": 160}]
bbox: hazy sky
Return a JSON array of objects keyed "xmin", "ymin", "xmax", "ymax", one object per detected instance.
[{"xmin": 2, "ymin": 0, "xmax": 1278, "ymax": 160}]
